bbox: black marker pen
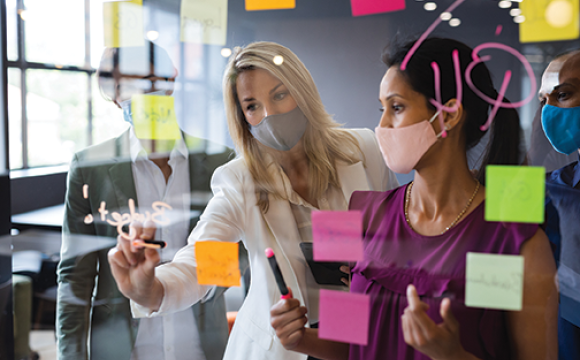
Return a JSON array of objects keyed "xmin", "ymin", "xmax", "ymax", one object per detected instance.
[
  {"xmin": 265, "ymin": 248, "xmax": 291, "ymax": 299},
  {"xmin": 133, "ymin": 239, "xmax": 167, "ymax": 249}
]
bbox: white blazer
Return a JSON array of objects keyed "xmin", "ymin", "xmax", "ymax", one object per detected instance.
[{"xmin": 132, "ymin": 128, "xmax": 399, "ymax": 360}]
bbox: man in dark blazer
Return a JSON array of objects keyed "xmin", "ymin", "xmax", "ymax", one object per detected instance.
[{"xmin": 56, "ymin": 42, "xmax": 235, "ymax": 360}]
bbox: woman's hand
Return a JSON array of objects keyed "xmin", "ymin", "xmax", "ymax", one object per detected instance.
[
  {"xmin": 340, "ymin": 265, "xmax": 351, "ymax": 286},
  {"xmin": 402, "ymin": 284, "xmax": 475, "ymax": 360},
  {"xmin": 108, "ymin": 220, "xmax": 164, "ymax": 311},
  {"xmin": 270, "ymin": 288, "xmax": 308, "ymax": 351}
]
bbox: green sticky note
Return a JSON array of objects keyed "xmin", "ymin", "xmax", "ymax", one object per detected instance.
[
  {"xmin": 485, "ymin": 165, "xmax": 545, "ymax": 223},
  {"xmin": 131, "ymin": 95, "xmax": 181, "ymax": 140},
  {"xmin": 465, "ymin": 252, "xmax": 525, "ymax": 311},
  {"xmin": 180, "ymin": 0, "xmax": 228, "ymax": 46}
]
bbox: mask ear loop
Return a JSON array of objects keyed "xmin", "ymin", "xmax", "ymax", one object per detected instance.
[
  {"xmin": 429, "ymin": 49, "xmax": 463, "ymax": 138},
  {"xmin": 428, "ymin": 110, "xmax": 445, "ymax": 138}
]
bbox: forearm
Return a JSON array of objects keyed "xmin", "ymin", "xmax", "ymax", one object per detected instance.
[
  {"xmin": 135, "ymin": 277, "xmax": 164, "ymax": 311},
  {"xmin": 293, "ymin": 329, "xmax": 349, "ymax": 360}
]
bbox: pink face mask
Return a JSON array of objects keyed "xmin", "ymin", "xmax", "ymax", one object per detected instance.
[{"xmin": 375, "ymin": 111, "xmax": 443, "ymax": 174}]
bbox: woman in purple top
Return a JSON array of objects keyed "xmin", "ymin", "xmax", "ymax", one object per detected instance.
[{"xmin": 270, "ymin": 38, "xmax": 558, "ymax": 360}]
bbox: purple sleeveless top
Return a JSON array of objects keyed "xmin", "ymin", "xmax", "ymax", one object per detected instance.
[{"xmin": 348, "ymin": 186, "xmax": 538, "ymax": 360}]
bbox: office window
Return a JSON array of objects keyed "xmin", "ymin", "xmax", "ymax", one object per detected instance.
[
  {"xmin": 5, "ymin": 0, "xmax": 131, "ymax": 170},
  {"xmin": 7, "ymin": 67, "xmax": 21, "ymax": 169},
  {"xmin": 5, "ymin": 0, "xmax": 16, "ymax": 62}
]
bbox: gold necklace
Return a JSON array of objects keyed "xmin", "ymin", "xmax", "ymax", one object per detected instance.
[{"xmin": 404, "ymin": 180, "xmax": 480, "ymax": 235}]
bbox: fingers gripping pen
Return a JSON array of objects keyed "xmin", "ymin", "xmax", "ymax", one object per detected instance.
[{"xmin": 265, "ymin": 248, "xmax": 292, "ymax": 299}]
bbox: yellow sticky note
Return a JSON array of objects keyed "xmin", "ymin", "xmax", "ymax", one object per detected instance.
[
  {"xmin": 245, "ymin": 0, "xmax": 296, "ymax": 11},
  {"xmin": 103, "ymin": 0, "xmax": 144, "ymax": 48},
  {"xmin": 520, "ymin": 0, "xmax": 579, "ymax": 43},
  {"xmin": 131, "ymin": 95, "xmax": 181, "ymax": 140},
  {"xmin": 485, "ymin": 165, "xmax": 545, "ymax": 223},
  {"xmin": 195, "ymin": 241, "xmax": 241, "ymax": 287},
  {"xmin": 180, "ymin": 0, "xmax": 228, "ymax": 46},
  {"xmin": 465, "ymin": 252, "xmax": 524, "ymax": 311}
]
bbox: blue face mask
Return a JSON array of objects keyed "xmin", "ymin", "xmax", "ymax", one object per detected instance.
[{"xmin": 542, "ymin": 104, "xmax": 580, "ymax": 155}]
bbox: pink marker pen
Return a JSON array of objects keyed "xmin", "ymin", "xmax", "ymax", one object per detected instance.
[{"xmin": 265, "ymin": 248, "xmax": 291, "ymax": 299}]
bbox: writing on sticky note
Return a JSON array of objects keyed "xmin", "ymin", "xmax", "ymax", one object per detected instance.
[
  {"xmin": 131, "ymin": 95, "xmax": 181, "ymax": 140},
  {"xmin": 319, "ymin": 289, "xmax": 370, "ymax": 345},
  {"xmin": 245, "ymin": 0, "xmax": 295, "ymax": 11},
  {"xmin": 180, "ymin": 0, "xmax": 228, "ymax": 46},
  {"xmin": 351, "ymin": 0, "xmax": 405, "ymax": 16},
  {"xmin": 485, "ymin": 165, "xmax": 545, "ymax": 223},
  {"xmin": 465, "ymin": 252, "xmax": 524, "ymax": 311},
  {"xmin": 312, "ymin": 211, "xmax": 363, "ymax": 262},
  {"xmin": 520, "ymin": 0, "xmax": 579, "ymax": 43},
  {"xmin": 103, "ymin": 0, "xmax": 144, "ymax": 48},
  {"xmin": 196, "ymin": 241, "xmax": 241, "ymax": 287}
]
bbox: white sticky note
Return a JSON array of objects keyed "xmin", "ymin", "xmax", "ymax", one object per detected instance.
[
  {"xmin": 180, "ymin": 0, "xmax": 228, "ymax": 46},
  {"xmin": 465, "ymin": 252, "xmax": 525, "ymax": 311}
]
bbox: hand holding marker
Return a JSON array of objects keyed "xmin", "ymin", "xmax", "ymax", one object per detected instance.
[{"xmin": 265, "ymin": 248, "xmax": 292, "ymax": 299}]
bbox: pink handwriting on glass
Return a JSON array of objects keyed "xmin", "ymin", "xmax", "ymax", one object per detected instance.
[
  {"xmin": 100, "ymin": 199, "xmax": 171, "ymax": 240},
  {"xmin": 400, "ymin": 0, "xmax": 537, "ymax": 133},
  {"xmin": 82, "ymin": 184, "xmax": 172, "ymax": 240},
  {"xmin": 312, "ymin": 210, "xmax": 363, "ymax": 262}
]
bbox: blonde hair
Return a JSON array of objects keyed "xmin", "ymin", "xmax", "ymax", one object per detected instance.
[{"xmin": 223, "ymin": 41, "xmax": 363, "ymax": 212}]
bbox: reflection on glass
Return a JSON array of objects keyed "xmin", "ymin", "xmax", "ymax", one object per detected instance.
[
  {"xmin": 24, "ymin": 0, "xmax": 85, "ymax": 66},
  {"xmin": 91, "ymin": 74, "xmax": 130, "ymax": 145},
  {"xmin": 8, "ymin": 68, "xmax": 22, "ymax": 170},
  {"xmin": 26, "ymin": 70, "xmax": 88, "ymax": 167},
  {"xmin": 6, "ymin": 0, "xmax": 18, "ymax": 61}
]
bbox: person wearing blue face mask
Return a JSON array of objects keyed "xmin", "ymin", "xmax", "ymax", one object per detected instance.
[
  {"xmin": 541, "ymin": 49, "xmax": 580, "ymax": 360},
  {"xmin": 56, "ymin": 41, "xmax": 234, "ymax": 360},
  {"xmin": 527, "ymin": 52, "xmax": 578, "ymax": 171}
]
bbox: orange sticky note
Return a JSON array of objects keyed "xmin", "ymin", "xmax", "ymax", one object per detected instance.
[
  {"xmin": 245, "ymin": 0, "xmax": 295, "ymax": 11},
  {"xmin": 195, "ymin": 241, "xmax": 241, "ymax": 287}
]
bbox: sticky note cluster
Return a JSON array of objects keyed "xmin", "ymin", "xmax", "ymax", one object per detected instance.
[
  {"xmin": 519, "ymin": 0, "xmax": 579, "ymax": 43},
  {"xmin": 312, "ymin": 211, "xmax": 363, "ymax": 262},
  {"xmin": 180, "ymin": 0, "xmax": 228, "ymax": 45},
  {"xmin": 351, "ymin": 0, "xmax": 406, "ymax": 16},
  {"xmin": 103, "ymin": 0, "xmax": 144, "ymax": 48},
  {"xmin": 485, "ymin": 165, "xmax": 545, "ymax": 223},
  {"xmin": 319, "ymin": 289, "xmax": 370, "ymax": 345},
  {"xmin": 195, "ymin": 241, "xmax": 241, "ymax": 287},
  {"xmin": 465, "ymin": 252, "xmax": 525, "ymax": 311},
  {"xmin": 131, "ymin": 94, "xmax": 181, "ymax": 140}
]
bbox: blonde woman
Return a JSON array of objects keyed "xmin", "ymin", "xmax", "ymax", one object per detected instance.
[{"xmin": 108, "ymin": 41, "xmax": 398, "ymax": 360}]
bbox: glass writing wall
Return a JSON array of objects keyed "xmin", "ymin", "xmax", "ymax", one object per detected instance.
[{"xmin": 4, "ymin": 0, "xmax": 580, "ymax": 359}]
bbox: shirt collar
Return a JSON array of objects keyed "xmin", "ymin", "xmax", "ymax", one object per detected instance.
[
  {"xmin": 277, "ymin": 167, "xmax": 317, "ymax": 209},
  {"xmin": 573, "ymin": 161, "xmax": 580, "ymax": 188},
  {"xmin": 129, "ymin": 127, "xmax": 188, "ymax": 163}
]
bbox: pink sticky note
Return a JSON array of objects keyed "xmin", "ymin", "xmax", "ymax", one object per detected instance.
[
  {"xmin": 312, "ymin": 211, "xmax": 363, "ymax": 262},
  {"xmin": 350, "ymin": 0, "xmax": 405, "ymax": 16},
  {"xmin": 319, "ymin": 289, "xmax": 370, "ymax": 345}
]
